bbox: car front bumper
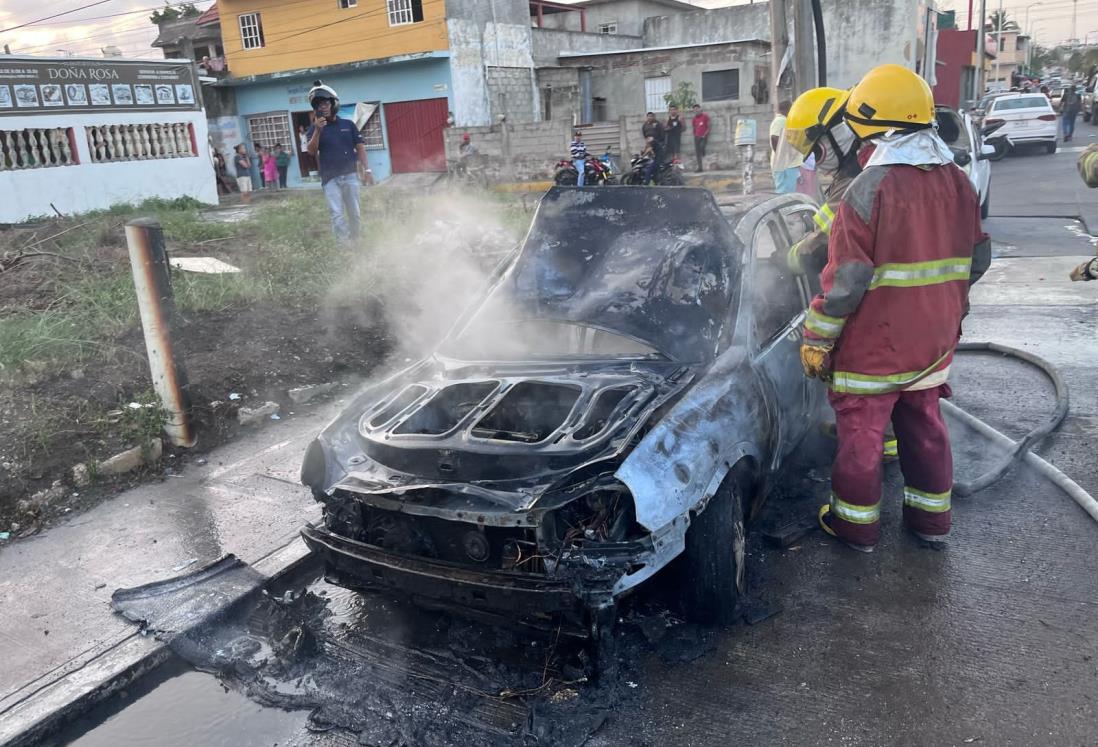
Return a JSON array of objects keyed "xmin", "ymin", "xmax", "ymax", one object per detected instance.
[{"xmin": 301, "ymin": 523, "xmax": 605, "ymax": 634}]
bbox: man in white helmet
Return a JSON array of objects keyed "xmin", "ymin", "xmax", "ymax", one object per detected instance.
[{"xmin": 306, "ymin": 80, "xmax": 372, "ymax": 241}]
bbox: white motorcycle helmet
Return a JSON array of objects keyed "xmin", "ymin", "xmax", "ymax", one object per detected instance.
[{"xmin": 307, "ymin": 80, "xmax": 339, "ymax": 112}]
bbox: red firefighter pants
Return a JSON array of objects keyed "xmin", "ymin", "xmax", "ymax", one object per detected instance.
[{"xmin": 827, "ymin": 384, "xmax": 953, "ymax": 546}]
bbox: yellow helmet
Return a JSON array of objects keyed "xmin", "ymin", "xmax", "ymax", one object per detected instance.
[
  {"xmin": 783, "ymin": 87, "xmax": 851, "ymax": 158},
  {"xmin": 844, "ymin": 64, "xmax": 934, "ymax": 140}
]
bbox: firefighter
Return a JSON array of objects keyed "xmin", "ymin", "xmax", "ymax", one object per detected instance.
[
  {"xmin": 800, "ymin": 64, "xmax": 991, "ymax": 552},
  {"xmin": 776, "ymin": 86, "xmax": 901, "ymax": 461},
  {"xmin": 774, "ymin": 86, "xmax": 861, "ymax": 278}
]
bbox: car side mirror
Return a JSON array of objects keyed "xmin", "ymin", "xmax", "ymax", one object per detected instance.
[
  {"xmin": 953, "ymin": 151, "xmax": 972, "ymax": 167},
  {"xmin": 977, "ymin": 143, "xmax": 997, "ymax": 160}
]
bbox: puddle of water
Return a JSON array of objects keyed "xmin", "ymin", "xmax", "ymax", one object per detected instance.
[{"xmin": 56, "ymin": 657, "xmax": 307, "ymax": 747}]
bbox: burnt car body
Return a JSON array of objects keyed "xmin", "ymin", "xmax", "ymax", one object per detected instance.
[{"xmin": 301, "ymin": 187, "xmax": 824, "ymax": 633}]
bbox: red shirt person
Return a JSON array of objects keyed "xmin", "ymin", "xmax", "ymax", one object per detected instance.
[{"xmin": 690, "ymin": 104, "xmax": 711, "ymax": 172}]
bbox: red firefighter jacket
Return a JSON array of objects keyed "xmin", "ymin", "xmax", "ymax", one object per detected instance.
[{"xmin": 802, "ymin": 161, "xmax": 991, "ymax": 394}]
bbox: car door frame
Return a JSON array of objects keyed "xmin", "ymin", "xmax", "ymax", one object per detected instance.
[{"xmin": 729, "ymin": 194, "xmax": 819, "ymax": 470}]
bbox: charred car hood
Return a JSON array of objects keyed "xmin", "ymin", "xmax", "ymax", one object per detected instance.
[{"xmin": 306, "ymin": 357, "xmax": 693, "ymax": 509}]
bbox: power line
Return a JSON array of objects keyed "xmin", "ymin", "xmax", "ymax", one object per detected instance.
[
  {"xmin": 14, "ymin": 18, "xmax": 158, "ymax": 54},
  {"xmin": 11, "ymin": 0, "xmax": 214, "ymax": 30},
  {"xmin": 0, "ymin": 0, "xmax": 116, "ymax": 34}
]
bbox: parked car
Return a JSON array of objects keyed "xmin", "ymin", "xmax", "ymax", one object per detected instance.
[
  {"xmin": 300, "ymin": 187, "xmax": 825, "ymax": 634},
  {"xmin": 936, "ymin": 105, "xmax": 994, "ymax": 218},
  {"xmin": 1084, "ymin": 73, "xmax": 1098, "ymax": 123},
  {"xmin": 982, "ymin": 92, "xmax": 1059, "ymax": 155},
  {"xmin": 971, "ymin": 91, "xmax": 1011, "ymax": 128}
]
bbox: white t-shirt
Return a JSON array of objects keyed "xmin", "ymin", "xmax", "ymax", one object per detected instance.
[
  {"xmin": 769, "ymin": 114, "xmax": 786, "ymax": 169},
  {"xmin": 299, "ymin": 131, "xmax": 308, "ymax": 153}
]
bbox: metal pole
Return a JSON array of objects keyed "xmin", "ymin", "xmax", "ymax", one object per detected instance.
[
  {"xmin": 769, "ymin": 0, "xmax": 789, "ymax": 109},
  {"xmin": 976, "ymin": 0, "xmax": 987, "ymax": 98},
  {"xmin": 967, "ymin": 0, "xmax": 974, "ymax": 30},
  {"xmin": 994, "ymin": 0, "xmax": 1003, "ymax": 90},
  {"xmin": 792, "ymin": 0, "xmax": 817, "ymax": 96},
  {"xmin": 125, "ymin": 218, "xmax": 195, "ymax": 448}
]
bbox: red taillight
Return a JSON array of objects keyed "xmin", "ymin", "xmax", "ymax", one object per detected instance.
[
  {"xmin": 984, "ymin": 118, "xmax": 1004, "ymax": 126},
  {"xmin": 1037, "ymin": 114, "xmax": 1057, "ymax": 121}
]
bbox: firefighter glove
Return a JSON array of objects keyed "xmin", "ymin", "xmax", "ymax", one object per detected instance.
[{"xmin": 800, "ymin": 342, "xmax": 833, "ymax": 380}]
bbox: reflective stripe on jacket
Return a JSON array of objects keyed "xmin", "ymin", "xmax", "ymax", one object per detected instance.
[{"xmin": 803, "ymin": 162, "xmax": 991, "ymax": 394}]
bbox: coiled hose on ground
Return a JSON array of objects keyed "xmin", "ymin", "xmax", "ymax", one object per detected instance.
[{"xmin": 949, "ymin": 342, "xmax": 1098, "ymax": 522}]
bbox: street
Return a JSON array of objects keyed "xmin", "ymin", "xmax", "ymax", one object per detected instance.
[{"xmin": 6, "ymin": 147, "xmax": 1098, "ymax": 747}]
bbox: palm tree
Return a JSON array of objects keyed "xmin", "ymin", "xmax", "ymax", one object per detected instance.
[{"xmin": 987, "ymin": 9, "xmax": 1020, "ymax": 33}]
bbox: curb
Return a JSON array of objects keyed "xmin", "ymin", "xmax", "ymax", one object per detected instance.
[{"xmin": 0, "ymin": 538, "xmax": 314, "ymax": 747}]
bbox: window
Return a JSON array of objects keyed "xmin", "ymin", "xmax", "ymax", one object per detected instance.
[
  {"xmin": 247, "ymin": 111, "xmax": 292, "ymax": 153},
  {"xmin": 752, "ymin": 219, "xmax": 806, "ymax": 343},
  {"xmin": 598, "ymin": 22, "xmax": 617, "ymax": 34},
  {"xmin": 540, "ymin": 88, "xmax": 552, "ymax": 121},
  {"xmin": 360, "ymin": 104, "xmax": 384, "ymax": 149},
  {"xmin": 702, "ymin": 69, "xmax": 740, "ymax": 102},
  {"xmin": 387, "ymin": 0, "xmax": 423, "ymax": 26},
  {"xmin": 238, "ymin": 12, "xmax": 264, "ymax": 50},
  {"xmin": 644, "ymin": 76, "xmax": 671, "ymax": 112},
  {"xmin": 85, "ymin": 123, "xmax": 194, "ymax": 162},
  {"xmin": 339, "ymin": 0, "xmax": 357, "ymax": 6},
  {"xmin": 2, "ymin": 127, "xmax": 78, "ymax": 169},
  {"xmin": 991, "ymin": 95, "xmax": 1052, "ymax": 112}
]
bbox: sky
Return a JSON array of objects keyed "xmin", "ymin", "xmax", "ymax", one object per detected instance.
[{"xmin": 2, "ymin": 0, "xmax": 1096, "ymax": 62}]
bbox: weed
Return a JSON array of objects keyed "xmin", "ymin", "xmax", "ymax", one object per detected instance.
[{"xmin": 118, "ymin": 391, "xmax": 168, "ymax": 453}]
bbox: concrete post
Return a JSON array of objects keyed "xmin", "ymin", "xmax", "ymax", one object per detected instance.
[
  {"xmin": 792, "ymin": 0, "xmax": 817, "ymax": 95},
  {"xmin": 769, "ymin": 0, "xmax": 789, "ymax": 108},
  {"xmin": 125, "ymin": 218, "xmax": 195, "ymax": 448}
]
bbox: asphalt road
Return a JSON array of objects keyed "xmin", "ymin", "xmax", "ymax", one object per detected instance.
[{"xmin": 60, "ymin": 158, "xmax": 1098, "ymax": 747}]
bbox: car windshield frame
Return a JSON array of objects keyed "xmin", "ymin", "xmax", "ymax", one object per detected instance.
[
  {"xmin": 439, "ymin": 319, "xmax": 668, "ymax": 362},
  {"xmin": 443, "ymin": 187, "xmax": 744, "ymax": 365}
]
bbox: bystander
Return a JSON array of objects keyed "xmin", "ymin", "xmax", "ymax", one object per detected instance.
[
  {"xmin": 691, "ymin": 104, "xmax": 710, "ymax": 172},
  {"xmin": 306, "ymin": 81, "xmax": 373, "ymax": 241}
]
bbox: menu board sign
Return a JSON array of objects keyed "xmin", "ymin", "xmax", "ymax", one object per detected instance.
[{"xmin": 0, "ymin": 58, "xmax": 201, "ymax": 117}]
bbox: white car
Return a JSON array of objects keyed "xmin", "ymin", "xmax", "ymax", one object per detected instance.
[
  {"xmin": 983, "ymin": 92, "xmax": 1059, "ymax": 154},
  {"xmin": 936, "ymin": 105, "xmax": 994, "ymax": 218}
]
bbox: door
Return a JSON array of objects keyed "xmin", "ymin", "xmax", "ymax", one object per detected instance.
[
  {"xmin": 384, "ymin": 97, "xmax": 448, "ymax": 173},
  {"xmin": 747, "ymin": 214, "xmax": 814, "ymax": 462}
]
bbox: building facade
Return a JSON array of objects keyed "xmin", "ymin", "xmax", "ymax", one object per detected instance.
[{"xmin": 0, "ymin": 56, "xmax": 216, "ymax": 223}]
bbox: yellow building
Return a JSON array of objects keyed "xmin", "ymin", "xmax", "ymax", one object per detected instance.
[{"xmin": 216, "ymin": 0, "xmax": 450, "ymax": 79}]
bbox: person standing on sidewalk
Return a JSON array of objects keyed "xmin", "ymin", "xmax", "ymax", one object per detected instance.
[
  {"xmin": 770, "ymin": 101, "xmax": 800, "ymax": 193},
  {"xmin": 642, "ymin": 112, "xmax": 664, "ymax": 150},
  {"xmin": 1060, "ymin": 86, "xmax": 1082, "ymax": 143},
  {"xmin": 306, "ymin": 81, "xmax": 373, "ymax": 241},
  {"xmin": 801, "ymin": 64, "xmax": 990, "ymax": 552},
  {"xmin": 275, "ymin": 144, "xmax": 291, "ymax": 189},
  {"xmin": 232, "ymin": 143, "xmax": 253, "ymax": 203},
  {"xmin": 665, "ymin": 105, "xmax": 684, "ymax": 161},
  {"xmin": 570, "ymin": 130, "xmax": 589, "ymax": 186},
  {"xmin": 691, "ymin": 104, "xmax": 710, "ymax": 172}
]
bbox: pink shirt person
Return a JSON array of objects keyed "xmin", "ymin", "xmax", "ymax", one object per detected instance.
[{"xmin": 261, "ymin": 150, "xmax": 278, "ymax": 184}]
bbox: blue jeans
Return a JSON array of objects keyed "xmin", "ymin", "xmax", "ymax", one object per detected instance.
[
  {"xmin": 773, "ymin": 167, "xmax": 800, "ymax": 193},
  {"xmin": 322, "ymin": 172, "xmax": 361, "ymax": 241},
  {"xmin": 1063, "ymin": 113, "xmax": 1078, "ymax": 139},
  {"xmin": 574, "ymin": 159, "xmax": 586, "ymax": 186}
]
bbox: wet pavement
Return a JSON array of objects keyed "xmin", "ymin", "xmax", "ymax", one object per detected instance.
[{"xmin": 8, "ymin": 156, "xmax": 1098, "ymax": 746}]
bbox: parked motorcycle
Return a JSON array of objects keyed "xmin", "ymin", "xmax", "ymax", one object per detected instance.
[
  {"xmin": 981, "ymin": 121, "xmax": 1012, "ymax": 162},
  {"xmin": 553, "ymin": 153, "xmax": 616, "ymax": 186},
  {"xmin": 623, "ymin": 154, "xmax": 685, "ymax": 186}
]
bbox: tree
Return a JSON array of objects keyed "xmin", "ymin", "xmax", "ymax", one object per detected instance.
[
  {"xmin": 1030, "ymin": 44, "xmax": 1058, "ymax": 74},
  {"xmin": 664, "ymin": 81, "xmax": 698, "ymax": 111},
  {"xmin": 150, "ymin": 3, "xmax": 200, "ymax": 25},
  {"xmin": 986, "ymin": 9, "xmax": 1019, "ymax": 32}
]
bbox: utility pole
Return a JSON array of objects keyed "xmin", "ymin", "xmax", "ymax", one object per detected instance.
[
  {"xmin": 769, "ymin": 0, "xmax": 789, "ymax": 109},
  {"xmin": 976, "ymin": 0, "xmax": 988, "ymax": 100},
  {"xmin": 792, "ymin": 0, "xmax": 817, "ymax": 96},
  {"xmin": 1073, "ymin": 0, "xmax": 1078, "ymax": 43},
  {"xmin": 994, "ymin": 0, "xmax": 1003, "ymax": 90}
]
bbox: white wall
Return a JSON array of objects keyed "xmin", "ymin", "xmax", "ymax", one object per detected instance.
[{"xmin": 0, "ymin": 109, "xmax": 217, "ymax": 223}]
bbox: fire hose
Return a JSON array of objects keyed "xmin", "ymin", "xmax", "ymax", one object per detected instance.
[{"xmin": 949, "ymin": 342, "xmax": 1098, "ymax": 521}]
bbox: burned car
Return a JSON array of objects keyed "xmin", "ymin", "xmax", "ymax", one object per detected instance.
[{"xmin": 301, "ymin": 187, "xmax": 824, "ymax": 633}]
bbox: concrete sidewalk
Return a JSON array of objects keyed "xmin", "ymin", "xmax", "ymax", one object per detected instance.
[{"xmin": 0, "ymin": 397, "xmax": 341, "ymax": 744}]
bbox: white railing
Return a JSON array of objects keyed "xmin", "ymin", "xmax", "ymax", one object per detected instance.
[
  {"xmin": 0, "ymin": 128, "xmax": 77, "ymax": 170},
  {"xmin": 85, "ymin": 123, "xmax": 196, "ymax": 163}
]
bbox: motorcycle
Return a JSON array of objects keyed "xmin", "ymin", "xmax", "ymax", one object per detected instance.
[
  {"xmin": 980, "ymin": 120, "xmax": 1012, "ymax": 162},
  {"xmin": 553, "ymin": 152, "xmax": 616, "ymax": 186},
  {"xmin": 623, "ymin": 153, "xmax": 685, "ymax": 186}
]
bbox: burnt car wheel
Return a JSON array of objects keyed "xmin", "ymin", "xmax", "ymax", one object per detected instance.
[{"xmin": 681, "ymin": 470, "xmax": 747, "ymax": 624}]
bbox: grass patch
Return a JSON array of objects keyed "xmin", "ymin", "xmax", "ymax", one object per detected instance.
[{"xmin": 0, "ymin": 189, "xmax": 524, "ymax": 374}]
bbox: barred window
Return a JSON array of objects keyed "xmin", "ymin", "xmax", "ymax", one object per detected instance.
[
  {"xmin": 238, "ymin": 12, "xmax": 264, "ymax": 50},
  {"xmin": 247, "ymin": 111, "xmax": 292, "ymax": 152},
  {"xmin": 598, "ymin": 22, "xmax": 617, "ymax": 34},
  {"xmin": 361, "ymin": 104, "xmax": 384, "ymax": 149},
  {"xmin": 387, "ymin": 0, "xmax": 423, "ymax": 26}
]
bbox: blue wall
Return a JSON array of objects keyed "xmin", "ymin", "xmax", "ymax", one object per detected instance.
[{"xmin": 231, "ymin": 55, "xmax": 452, "ymax": 186}]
